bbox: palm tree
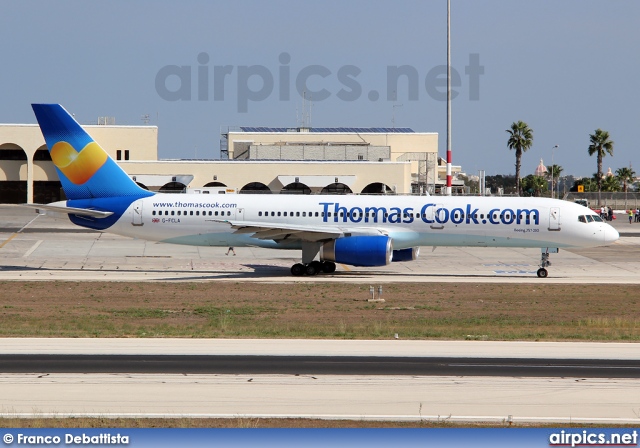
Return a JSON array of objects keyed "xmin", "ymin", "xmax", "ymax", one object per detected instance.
[
  {"xmin": 587, "ymin": 129, "xmax": 614, "ymax": 193},
  {"xmin": 546, "ymin": 164, "xmax": 563, "ymax": 197},
  {"xmin": 615, "ymin": 167, "xmax": 636, "ymax": 192},
  {"xmin": 506, "ymin": 121, "xmax": 534, "ymax": 195},
  {"xmin": 521, "ymin": 175, "xmax": 548, "ymax": 197},
  {"xmin": 601, "ymin": 175, "xmax": 621, "ymax": 192}
]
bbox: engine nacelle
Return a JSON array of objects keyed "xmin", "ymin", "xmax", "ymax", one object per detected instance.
[
  {"xmin": 392, "ymin": 247, "xmax": 420, "ymax": 262},
  {"xmin": 320, "ymin": 235, "xmax": 392, "ymax": 267}
]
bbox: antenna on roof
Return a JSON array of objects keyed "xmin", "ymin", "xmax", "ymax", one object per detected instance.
[
  {"xmin": 141, "ymin": 114, "xmax": 150, "ymax": 125},
  {"xmin": 298, "ymin": 91, "xmax": 312, "ymax": 130},
  {"xmin": 392, "ymin": 103, "xmax": 403, "ymax": 129}
]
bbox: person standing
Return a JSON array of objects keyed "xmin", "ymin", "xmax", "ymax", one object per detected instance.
[
  {"xmin": 226, "ymin": 247, "xmax": 236, "ymax": 255},
  {"xmin": 629, "ymin": 210, "xmax": 634, "ymax": 224}
]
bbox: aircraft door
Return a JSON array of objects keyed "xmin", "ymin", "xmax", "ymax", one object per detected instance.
[
  {"xmin": 132, "ymin": 200, "xmax": 144, "ymax": 226},
  {"xmin": 428, "ymin": 203, "xmax": 446, "ymax": 230},
  {"xmin": 236, "ymin": 208, "xmax": 244, "ymax": 221},
  {"xmin": 548, "ymin": 207, "xmax": 560, "ymax": 231}
]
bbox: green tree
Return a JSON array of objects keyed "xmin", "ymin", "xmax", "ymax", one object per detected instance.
[
  {"xmin": 573, "ymin": 177, "xmax": 597, "ymax": 192},
  {"xmin": 615, "ymin": 167, "xmax": 636, "ymax": 192},
  {"xmin": 601, "ymin": 174, "xmax": 621, "ymax": 192},
  {"xmin": 521, "ymin": 174, "xmax": 548, "ymax": 197},
  {"xmin": 587, "ymin": 129, "xmax": 614, "ymax": 193},
  {"xmin": 506, "ymin": 121, "xmax": 534, "ymax": 195}
]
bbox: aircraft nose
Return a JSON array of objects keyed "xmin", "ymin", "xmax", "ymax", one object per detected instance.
[{"xmin": 604, "ymin": 225, "xmax": 619, "ymax": 244}]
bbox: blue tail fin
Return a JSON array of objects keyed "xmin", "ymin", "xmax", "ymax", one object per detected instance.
[{"xmin": 32, "ymin": 104, "xmax": 153, "ymax": 200}]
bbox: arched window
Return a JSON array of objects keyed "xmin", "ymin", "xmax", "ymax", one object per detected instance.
[
  {"xmin": 281, "ymin": 182, "xmax": 311, "ymax": 195},
  {"xmin": 159, "ymin": 182, "xmax": 187, "ymax": 193},
  {"xmin": 320, "ymin": 183, "xmax": 352, "ymax": 195},
  {"xmin": 240, "ymin": 182, "xmax": 271, "ymax": 194},
  {"xmin": 361, "ymin": 182, "xmax": 394, "ymax": 195}
]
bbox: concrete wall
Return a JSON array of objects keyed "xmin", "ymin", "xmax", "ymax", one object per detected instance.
[{"xmin": 0, "ymin": 124, "xmax": 157, "ymax": 202}]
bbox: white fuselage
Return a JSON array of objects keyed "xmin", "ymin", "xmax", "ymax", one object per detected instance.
[{"xmin": 100, "ymin": 194, "xmax": 617, "ymax": 250}]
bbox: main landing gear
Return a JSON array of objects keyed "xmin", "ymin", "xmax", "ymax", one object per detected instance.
[
  {"xmin": 537, "ymin": 249, "xmax": 556, "ymax": 278},
  {"xmin": 290, "ymin": 261, "xmax": 336, "ymax": 276}
]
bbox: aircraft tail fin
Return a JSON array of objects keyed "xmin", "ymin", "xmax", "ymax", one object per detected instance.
[{"xmin": 31, "ymin": 104, "xmax": 153, "ymax": 201}]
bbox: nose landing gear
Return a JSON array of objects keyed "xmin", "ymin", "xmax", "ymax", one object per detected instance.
[{"xmin": 537, "ymin": 248, "xmax": 558, "ymax": 278}]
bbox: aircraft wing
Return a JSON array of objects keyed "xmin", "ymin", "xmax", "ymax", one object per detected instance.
[
  {"xmin": 23, "ymin": 203, "xmax": 114, "ymax": 218},
  {"xmin": 212, "ymin": 219, "xmax": 388, "ymax": 242}
]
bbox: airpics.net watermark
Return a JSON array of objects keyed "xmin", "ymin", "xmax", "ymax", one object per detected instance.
[{"xmin": 155, "ymin": 52, "xmax": 484, "ymax": 112}]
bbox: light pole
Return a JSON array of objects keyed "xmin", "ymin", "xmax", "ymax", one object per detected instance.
[{"xmin": 551, "ymin": 145, "xmax": 558, "ymax": 199}]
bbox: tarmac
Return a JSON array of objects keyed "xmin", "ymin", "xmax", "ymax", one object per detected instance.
[
  {"xmin": 0, "ymin": 205, "xmax": 639, "ymax": 283},
  {"xmin": 1, "ymin": 205, "xmax": 640, "ymax": 423}
]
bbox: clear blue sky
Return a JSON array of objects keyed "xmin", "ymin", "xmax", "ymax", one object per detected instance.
[{"xmin": 2, "ymin": 0, "xmax": 638, "ymax": 177}]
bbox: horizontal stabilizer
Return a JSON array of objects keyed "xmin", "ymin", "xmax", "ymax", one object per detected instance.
[{"xmin": 24, "ymin": 203, "xmax": 114, "ymax": 218}]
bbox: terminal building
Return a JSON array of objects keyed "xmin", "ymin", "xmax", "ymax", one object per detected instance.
[{"xmin": 0, "ymin": 121, "xmax": 463, "ymax": 204}]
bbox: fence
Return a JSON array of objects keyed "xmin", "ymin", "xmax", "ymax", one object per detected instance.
[{"xmin": 564, "ymin": 192, "xmax": 640, "ymax": 210}]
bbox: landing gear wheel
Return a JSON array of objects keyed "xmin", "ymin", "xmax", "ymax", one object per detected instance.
[
  {"xmin": 537, "ymin": 268, "xmax": 548, "ymax": 278},
  {"xmin": 305, "ymin": 263, "xmax": 318, "ymax": 276},
  {"xmin": 291, "ymin": 263, "xmax": 305, "ymax": 276},
  {"xmin": 310, "ymin": 261, "xmax": 323, "ymax": 273},
  {"xmin": 322, "ymin": 261, "xmax": 336, "ymax": 273}
]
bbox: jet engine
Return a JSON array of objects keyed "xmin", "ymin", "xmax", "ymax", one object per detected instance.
[
  {"xmin": 392, "ymin": 247, "xmax": 420, "ymax": 262},
  {"xmin": 320, "ymin": 235, "xmax": 392, "ymax": 267}
]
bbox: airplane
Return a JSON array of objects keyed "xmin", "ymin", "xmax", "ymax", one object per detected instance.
[{"xmin": 27, "ymin": 104, "xmax": 619, "ymax": 278}]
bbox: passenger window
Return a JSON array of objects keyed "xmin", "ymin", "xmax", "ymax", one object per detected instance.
[
  {"xmin": 209, "ymin": 211, "xmax": 212, "ymax": 216},
  {"xmin": 315, "ymin": 212, "xmax": 319, "ymax": 217},
  {"xmin": 177, "ymin": 211, "xmax": 181, "ymax": 216},
  {"xmin": 165, "ymin": 211, "xmax": 169, "ymax": 216},
  {"xmin": 271, "ymin": 212, "xmax": 275, "ymax": 217},
  {"xmin": 215, "ymin": 211, "xmax": 219, "ymax": 216},
  {"xmin": 327, "ymin": 212, "xmax": 331, "ymax": 217},
  {"xmin": 152, "ymin": 211, "xmax": 156, "ymax": 216},
  {"xmin": 303, "ymin": 212, "xmax": 306, "ymax": 217},
  {"xmin": 227, "ymin": 211, "xmax": 231, "ymax": 216},
  {"xmin": 171, "ymin": 211, "xmax": 175, "ymax": 216},
  {"xmin": 296, "ymin": 212, "xmax": 300, "ymax": 217},
  {"xmin": 277, "ymin": 212, "xmax": 281, "ymax": 217},
  {"xmin": 196, "ymin": 211, "xmax": 199, "ymax": 216},
  {"xmin": 284, "ymin": 212, "xmax": 288, "ymax": 217},
  {"xmin": 190, "ymin": 211, "xmax": 193, "ymax": 216}
]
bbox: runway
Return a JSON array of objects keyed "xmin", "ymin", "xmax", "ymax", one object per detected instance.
[
  {"xmin": 1, "ymin": 340, "xmax": 639, "ymax": 423},
  {"xmin": 3, "ymin": 354, "xmax": 640, "ymax": 377}
]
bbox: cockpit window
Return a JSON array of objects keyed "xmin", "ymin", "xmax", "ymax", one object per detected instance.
[
  {"xmin": 585, "ymin": 215, "xmax": 594, "ymax": 223},
  {"xmin": 578, "ymin": 215, "xmax": 586, "ymax": 223},
  {"xmin": 592, "ymin": 215, "xmax": 603, "ymax": 222}
]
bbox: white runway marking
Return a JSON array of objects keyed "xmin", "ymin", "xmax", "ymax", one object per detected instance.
[{"xmin": 22, "ymin": 240, "xmax": 42, "ymax": 258}]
